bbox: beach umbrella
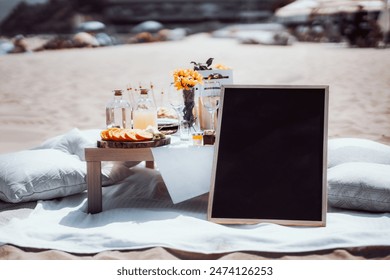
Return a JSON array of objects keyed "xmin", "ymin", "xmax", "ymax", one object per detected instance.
[
  {"xmin": 274, "ymin": 0, "xmax": 327, "ymax": 23},
  {"xmin": 276, "ymin": 0, "xmax": 385, "ymax": 19},
  {"xmin": 315, "ymin": 0, "xmax": 385, "ymax": 15},
  {"xmin": 275, "ymin": 0, "xmax": 319, "ymax": 18}
]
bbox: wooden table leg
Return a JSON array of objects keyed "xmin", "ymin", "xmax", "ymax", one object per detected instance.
[
  {"xmin": 86, "ymin": 160, "xmax": 102, "ymax": 214},
  {"xmin": 145, "ymin": 161, "xmax": 154, "ymax": 169}
]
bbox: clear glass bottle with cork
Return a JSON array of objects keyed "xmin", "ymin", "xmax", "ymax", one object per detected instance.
[
  {"xmin": 132, "ymin": 88, "xmax": 157, "ymax": 130},
  {"xmin": 105, "ymin": 89, "xmax": 132, "ymax": 129}
]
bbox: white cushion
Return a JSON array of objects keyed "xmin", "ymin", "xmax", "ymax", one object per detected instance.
[
  {"xmin": 0, "ymin": 148, "xmax": 134, "ymax": 203},
  {"xmin": 0, "ymin": 149, "xmax": 86, "ymax": 203},
  {"xmin": 31, "ymin": 128, "xmax": 100, "ymax": 151},
  {"xmin": 50, "ymin": 128, "xmax": 140, "ymax": 168},
  {"xmin": 32, "ymin": 134, "xmax": 64, "ymax": 149},
  {"xmin": 328, "ymin": 162, "xmax": 390, "ymax": 212},
  {"xmin": 52, "ymin": 128, "xmax": 98, "ymax": 161},
  {"xmin": 101, "ymin": 162, "xmax": 133, "ymax": 186},
  {"xmin": 328, "ymin": 138, "xmax": 390, "ymax": 168}
]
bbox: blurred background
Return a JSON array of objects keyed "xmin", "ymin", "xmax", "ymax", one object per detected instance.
[
  {"xmin": 0, "ymin": 0, "xmax": 291, "ymax": 33},
  {"xmin": 0, "ymin": 0, "xmax": 388, "ymax": 53}
]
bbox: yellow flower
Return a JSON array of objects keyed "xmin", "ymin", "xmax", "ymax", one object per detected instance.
[{"xmin": 173, "ymin": 68, "xmax": 203, "ymax": 90}]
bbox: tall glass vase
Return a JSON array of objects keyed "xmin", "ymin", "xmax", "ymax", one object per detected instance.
[{"xmin": 181, "ymin": 87, "xmax": 199, "ymax": 140}]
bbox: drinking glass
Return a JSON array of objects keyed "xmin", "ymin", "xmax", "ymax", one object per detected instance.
[
  {"xmin": 200, "ymin": 80, "xmax": 221, "ymax": 131},
  {"xmin": 168, "ymin": 83, "xmax": 187, "ymax": 139}
]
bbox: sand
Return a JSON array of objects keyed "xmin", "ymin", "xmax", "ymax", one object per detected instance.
[{"xmin": 0, "ymin": 33, "xmax": 390, "ymax": 153}]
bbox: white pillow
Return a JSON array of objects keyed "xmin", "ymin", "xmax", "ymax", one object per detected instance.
[
  {"xmin": 53, "ymin": 128, "xmax": 97, "ymax": 161},
  {"xmin": 0, "ymin": 149, "xmax": 133, "ymax": 203},
  {"xmin": 0, "ymin": 149, "xmax": 86, "ymax": 203},
  {"xmin": 328, "ymin": 138, "xmax": 390, "ymax": 168},
  {"xmin": 52, "ymin": 128, "xmax": 140, "ymax": 168},
  {"xmin": 328, "ymin": 162, "xmax": 390, "ymax": 212},
  {"xmin": 101, "ymin": 162, "xmax": 133, "ymax": 186},
  {"xmin": 31, "ymin": 128, "xmax": 101, "ymax": 151},
  {"xmin": 31, "ymin": 134, "xmax": 64, "ymax": 149}
]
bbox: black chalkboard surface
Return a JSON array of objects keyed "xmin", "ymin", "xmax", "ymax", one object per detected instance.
[{"xmin": 207, "ymin": 85, "xmax": 329, "ymax": 226}]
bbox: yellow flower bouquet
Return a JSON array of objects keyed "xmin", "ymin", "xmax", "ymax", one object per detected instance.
[
  {"xmin": 172, "ymin": 69, "xmax": 204, "ymax": 133},
  {"xmin": 173, "ymin": 68, "xmax": 203, "ymax": 90}
]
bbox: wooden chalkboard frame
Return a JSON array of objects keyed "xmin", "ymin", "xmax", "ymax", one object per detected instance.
[{"xmin": 207, "ymin": 85, "xmax": 329, "ymax": 226}]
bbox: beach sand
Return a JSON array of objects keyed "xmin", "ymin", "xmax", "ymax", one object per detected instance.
[
  {"xmin": 1, "ymin": 33, "xmax": 390, "ymax": 153},
  {"xmin": 1, "ymin": 33, "xmax": 389, "ymax": 153}
]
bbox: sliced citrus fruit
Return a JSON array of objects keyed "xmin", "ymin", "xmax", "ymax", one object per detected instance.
[
  {"xmin": 119, "ymin": 129, "xmax": 129, "ymax": 141},
  {"xmin": 124, "ymin": 130, "xmax": 139, "ymax": 141},
  {"xmin": 100, "ymin": 129, "xmax": 109, "ymax": 140},
  {"xmin": 135, "ymin": 130, "xmax": 153, "ymax": 141},
  {"xmin": 109, "ymin": 129, "xmax": 122, "ymax": 141}
]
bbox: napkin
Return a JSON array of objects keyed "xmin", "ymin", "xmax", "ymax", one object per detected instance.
[{"xmin": 151, "ymin": 137, "xmax": 214, "ymax": 203}]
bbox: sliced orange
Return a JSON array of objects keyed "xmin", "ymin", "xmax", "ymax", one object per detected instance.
[
  {"xmin": 105, "ymin": 127, "xmax": 119, "ymax": 138},
  {"xmin": 100, "ymin": 129, "xmax": 109, "ymax": 140},
  {"xmin": 135, "ymin": 130, "xmax": 153, "ymax": 141},
  {"xmin": 124, "ymin": 130, "xmax": 139, "ymax": 141},
  {"xmin": 101, "ymin": 128, "xmax": 154, "ymax": 142},
  {"xmin": 108, "ymin": 129, "xmax": 122, "ymax": 141},
  {"xmin": 106, "ymin": 130, "xmax": 113, "ymax": 140},
  {"xmin": 119, "ymin": 129, "xmax": 129, "ymax": 141}
]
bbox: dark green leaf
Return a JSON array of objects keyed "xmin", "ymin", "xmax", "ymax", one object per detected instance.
[
  {"xmin": 191, "ymin": 61, "xmax": 200, "ymax": 70},
  {"xmin": 206, "ymin": 58, "xmax": 214, "ymax": 67}
]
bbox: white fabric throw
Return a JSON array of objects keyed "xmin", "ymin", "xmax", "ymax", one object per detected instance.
[
  {"xmin": 1, "ymin": 166, "xmax": 390, "ymax": 254},
  {"xmin": 151, "ymin": 138, "xmax": 214, "ymax": 204}
]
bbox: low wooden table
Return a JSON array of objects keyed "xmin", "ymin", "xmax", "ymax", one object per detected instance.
[{"xmin": 85, "ymin": 147, "xmax": 155, "ymax": 214}]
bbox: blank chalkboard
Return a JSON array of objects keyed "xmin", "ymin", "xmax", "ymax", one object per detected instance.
[{"xmin": 207, "ymin": 85, "xmax": 329, "ymax": 226}]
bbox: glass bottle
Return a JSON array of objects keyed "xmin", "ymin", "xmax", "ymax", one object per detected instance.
[
  {"xmin": 132, "ymin": 88, "xmax": 157, "ymax": 130},
  {"xmin": 105, "ymin": 89, "xmax": 131, "ymax": 129}
]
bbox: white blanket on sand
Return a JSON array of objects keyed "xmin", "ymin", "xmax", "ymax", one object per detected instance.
[{"xmin": 1, "ymin": 166, "xmax": 390, "ymax": 254}]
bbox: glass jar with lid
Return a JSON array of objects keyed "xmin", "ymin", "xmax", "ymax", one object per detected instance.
[
  {"xmin": 105, "ymin": 89, "xmax": 132, "ymax": 129},
  {"xmin": 132, "ymin": 88, "xmax": 157, "ymax": 130}
]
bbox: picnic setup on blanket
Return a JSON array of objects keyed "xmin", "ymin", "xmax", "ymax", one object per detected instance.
[{"xmin": 1, "ymin": 58, "xmax": 390, "ymax": 259}]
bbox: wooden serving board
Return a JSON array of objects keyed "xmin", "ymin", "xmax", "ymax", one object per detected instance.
[{"xmin": 97, "ymin": 137, "xmax": 171, "ymax": 149}]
